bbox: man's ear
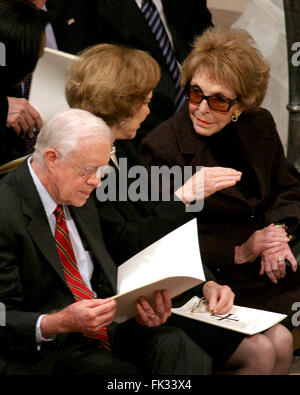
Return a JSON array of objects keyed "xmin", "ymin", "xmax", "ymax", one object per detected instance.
[{"xmin": 44, "ymin": 148, "xmax": 60, "ymax": 170}]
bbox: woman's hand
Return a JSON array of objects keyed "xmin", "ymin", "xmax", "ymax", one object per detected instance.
[
  {"xmin": 234, "ymin": 224, "xmax": 289, "ymax": 264},
  {"xmin": 134, "ymin": 290, "xmax": 172, "ymax": 327},
  {"xmin": 175, "ymin": 166, "xmax": 242, "ymax": 204},
  {"xmin": 259, "ymin": 243, "xmax": 298, "ymax": 283},
  {"xmin": 202, "ymin": 281, "xmax": 235, "ymax": 315},
  {"xmin": 202, "ymin": 167, "xmax": 242, "ymax": 199}
]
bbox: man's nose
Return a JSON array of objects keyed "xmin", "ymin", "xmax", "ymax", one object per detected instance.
[{"xmin": 86, "ymin": 174, "xmax": 101, "ymax": 187}]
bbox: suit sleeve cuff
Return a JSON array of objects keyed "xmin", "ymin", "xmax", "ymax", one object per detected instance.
[{"xmin": 36, "ymin": 315, "xmax": 56, "ymax": 349}]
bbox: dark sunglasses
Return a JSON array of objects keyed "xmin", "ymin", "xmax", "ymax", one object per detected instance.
[{"xmin": 185, "ymin": 84, "xmax": 238, "ymax": 112}]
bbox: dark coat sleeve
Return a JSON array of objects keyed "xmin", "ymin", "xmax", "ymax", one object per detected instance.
[
  {"xmin": 0, "ymin": 178, "xmax": 41, "ymax": 353},
  {"xmin": 0, "ymin": 88, "xmax": 27, "ymax": 166},
  {"xmin": 0, "ymin": 96, "xmax": 8, "ymax": 165}
]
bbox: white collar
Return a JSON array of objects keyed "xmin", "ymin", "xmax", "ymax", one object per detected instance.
[{"xmin": 27, "ymin": 157, "xmax": 60, "ymax": 218}]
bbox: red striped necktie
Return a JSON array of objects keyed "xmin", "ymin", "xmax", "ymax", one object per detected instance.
[{"xmin": 54, "ymin": 205, "xmax": 111, "ymax": 350}]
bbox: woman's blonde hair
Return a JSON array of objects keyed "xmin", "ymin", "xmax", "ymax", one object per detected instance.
[
  {"xmin": 181, "ymin": 28, "xmax": 270, "ymax": 111},
  {"xmin": 66, "ymin": 44, "xmax": 161, "ymax": 125}
]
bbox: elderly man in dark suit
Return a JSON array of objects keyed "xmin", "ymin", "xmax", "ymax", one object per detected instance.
[{"xmin": 0, "ymin": 108, "xmax": 212, "ymax": 375}]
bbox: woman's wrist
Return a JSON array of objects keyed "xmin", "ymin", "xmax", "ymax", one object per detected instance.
[
  {"xmin": 234, "ymin": 245, "xmax": 248, "ymax": 264},
  {"xmin": 174, "ymin": 186, "xmax": 195, "ymax": 205}
]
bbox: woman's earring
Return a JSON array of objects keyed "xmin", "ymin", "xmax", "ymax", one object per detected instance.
[
  {"xmin": 232, "ymin": 110, "xmax": 241, "ymax": 123},
  {"xmin": 119, "ymin": 121, "xmax": 125, "ymax": 127}
]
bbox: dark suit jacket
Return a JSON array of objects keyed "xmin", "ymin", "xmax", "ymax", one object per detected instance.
[
  {"xmin": 0, "ymin": 96, "xmax": 8, "ymax": 165},
  {"xmin": 0, "ymin": 87, "xmax": 27, "ymax": 166},
  {"xmin": 94, "ymin": 0, "xmax": 213, "ymax": 143},
  {"xmin": 140, "ymin": 103, "xmax": 300, "ymax": 324},
  {"xmin": 46, "ymin": 0, "xmax": 102, "ymax": 55},
  {"xmin": 0, "ymin": 160, "xmax": 117, "ymax": 373}
]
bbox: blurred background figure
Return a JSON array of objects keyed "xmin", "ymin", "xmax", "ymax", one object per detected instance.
[{"xmin": 0, "ymin": 0, "xmax": 48, "ymax": 165}]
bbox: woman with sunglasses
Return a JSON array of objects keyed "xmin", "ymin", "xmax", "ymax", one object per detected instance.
[
  {"xmin": 141, "ymin": 28, "xmax": 300, "ymax": 329},
  {"xmin": 66, "ymin": 42, "xmax": 293, "ymax": 375}
]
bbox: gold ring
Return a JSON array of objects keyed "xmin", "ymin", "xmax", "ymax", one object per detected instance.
[
  {"xmin": 274, "ymin": 223, "xmax": 287, "ymax": 230},
  {"xmin": 150, "ymin": 315, "xmax": 156, "ymax": 319},
  {"xmin": 278, "ymin": 257, "xmax": 285, "ymax": 263}
]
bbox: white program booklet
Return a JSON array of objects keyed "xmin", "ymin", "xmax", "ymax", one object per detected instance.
[
  {"xmin": 112, "ymin": 219, "xmax": 206, "ymax": 322},
  {"xmin": 29, "ymin": 48, "xmax": 77, "ymax": 123},
  {"xmin": 172, "ymin": 296, "xmax": 287, "ymax": 335}
]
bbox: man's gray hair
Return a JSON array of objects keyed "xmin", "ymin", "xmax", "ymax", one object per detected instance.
[{"xmin": 32, "ymin": 108, "xmax": 112, "ymax": 165}]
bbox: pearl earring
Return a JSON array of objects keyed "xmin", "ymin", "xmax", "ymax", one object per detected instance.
[{"xmin": 119, "ymin": 121, "xmax": 125, "ymax": 127}]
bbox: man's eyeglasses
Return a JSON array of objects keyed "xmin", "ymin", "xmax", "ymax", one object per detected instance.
[
  {"xmin": 185, "ymin": 84, "xmax": 238, "ymax": 112},
  {"xmin": 56, "ymin": 150, "xmax": 112, "ymax": 179}
]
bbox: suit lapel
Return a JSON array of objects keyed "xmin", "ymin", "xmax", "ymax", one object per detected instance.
[
  {"xmin": 16, "ymin": 161, "xmax": 117, "ymax": 294},
  {"xmin": 16, "ymin": 161, "xmax": 67, "ymax": 285},
  {"xmin": 105, "ymin": 0, "xmax": 169, "ymax": 64},
  {"xmin": 161, "ymin": 0, "xmax": 188, "ymax": 62}
]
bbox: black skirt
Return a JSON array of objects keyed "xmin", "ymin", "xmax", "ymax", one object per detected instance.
[{"xmin": 166, "ymin": 312, "xmax": 245, "ymax": 371}]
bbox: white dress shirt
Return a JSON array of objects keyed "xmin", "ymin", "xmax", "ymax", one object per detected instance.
[{"xmin": 43, "ymin": 4, "xmax": 58, "ymax": 50}]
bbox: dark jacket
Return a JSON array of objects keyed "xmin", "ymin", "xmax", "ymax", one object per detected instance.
[
  {"xmin": 0, "ymin": 87, "xmax": 27, "ymax": 166},
  {"xmin": 0, "ymin": 161, "xmax": 116, "ymax": 373},
  {"xmin": 0, "ymin": 95, "xmax": 8, "ymax": 164},
  {"xmin": 46, "ymin": 0, "xmax": 103, "ymax": 55}
]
